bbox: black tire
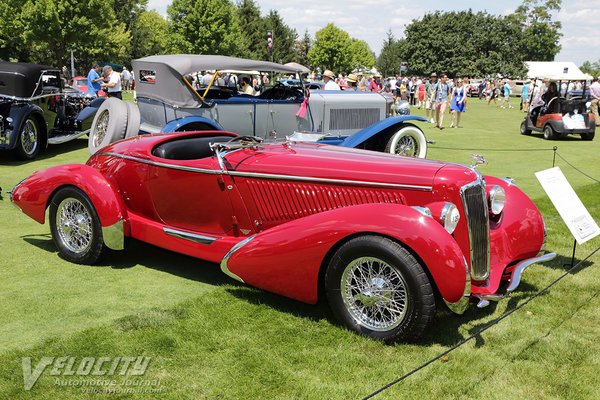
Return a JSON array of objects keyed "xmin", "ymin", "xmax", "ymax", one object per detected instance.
[
  {"xmin": 520, "ymin": 120, "xmax": 531, "ymax": 136},
  {"xmin": 581, "ymin": 131, "xmax": 595, "ymax": 141},
  {"xmin": 49, "ymin": 187, "xmax": 105, "ymax": 265},
  {"xmin": 384, "ymin": 125, "xmax": 427, "ymax": 158},
  {"xmin": 15, "ymin": 116, "xmax": 41, "ymax": 160},
  {"xmin": 324, "ymin": 235, "xmax": 435, "ymax": 343},
  {"xmin": 543, "ymin": 125, "xmax": 556, "ymax": 140},
  {"xmin": 88, "ymin": 98, "xmax": 129, "ymax": 155}
]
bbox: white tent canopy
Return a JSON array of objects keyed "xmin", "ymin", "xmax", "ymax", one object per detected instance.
[{"xmin": 525, "ymin": 61, "xmax": 592, "ymax": 81}]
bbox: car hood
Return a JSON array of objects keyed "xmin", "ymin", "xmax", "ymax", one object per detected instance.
[{"xmin": 225, "ymin": 142, "xmax": 447, "ymax": 189}]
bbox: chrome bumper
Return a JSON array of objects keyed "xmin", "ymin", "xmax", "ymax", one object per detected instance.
[{"xmin": 474, "ymin": 252, "xmax": 557, "ymax": 308}]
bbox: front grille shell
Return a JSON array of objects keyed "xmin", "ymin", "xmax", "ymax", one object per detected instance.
[{"xmin": 460, "ymin": 177, "xmax": 491, "ymax": 280}]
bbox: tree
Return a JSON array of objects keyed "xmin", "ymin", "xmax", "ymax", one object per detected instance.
[
  {"xmin": 21, "ymin": 0, "xmax": 130, "ymax": 70},
  {"xmin": 349, "ymin": 39, "xmax": 375, "ymax": 71},
  {"xmin": 131, "ymin": 10, "xmax": 170, "ymax": 60},
  {"xmin": 580, "ymin": 60, "xmax": 600, "ymax": 78},
  {"xmin": 260, "ymin": 10, "xmax": 297, "ymax": 63},
  {"xmin": 308, "ymin": 23, "xmax": 353, "ymax": 74},
  {"xmin": 294, "ymin": 30, "xmax": 312, "ymax": 67},
  {"xmin": 0, "ymin": 0, "xmax": 28, "ymax": 61},
  {"xmin": 167, "ymin": 0, "xmax": 246, "ymax": 56},
  {"xmin": 376, "ymin": 30, "xmax": 402, "ymax": 77},
  {"xmin": 114, "ymin": 0, "xmax": 148, "ymax": 32},
  {"xmin": 235, "ymin": 0, "xmax": 263, "ymax": 59},
  {"xmin": 514, "ymin": 0, "xmax": 562, "ymax": 61}
]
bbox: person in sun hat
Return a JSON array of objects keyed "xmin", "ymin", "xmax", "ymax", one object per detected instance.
[
  {"xmin": 345, "ymin": 73, "xmax": 359, "ymax": 91},
  {"xmin": 323, "ymin": 70, "xmax": 341, "ymax": 90},
  {"xmin": 369, "ymin": 73, "xmax": 383, "ymax": 92}
]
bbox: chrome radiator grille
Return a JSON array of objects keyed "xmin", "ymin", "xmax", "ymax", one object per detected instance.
[
  {"xmin": 328, "ymin": 108, "xmax": 380, "ymax": 131},
  {"xmin": 460, "ymin": 179, "xmax": 490, "ymax": 280}
]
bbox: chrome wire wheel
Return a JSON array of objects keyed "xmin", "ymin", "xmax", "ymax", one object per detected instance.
[
  {"xmin": 20, "ymin": 118, "xmax": 39, "ymax": 156},
  {"xmin": 92, "ymin": 110, "xmax": 110, "ymax": 148},
  {"xmin": 393, "ymin": 135, "xmax": 418, "ymax": 157},
  {"xmin": 341, "ymin": 256, "xmax": 409, "ymax": 331},
  {"xmin": 56, "ymin": 197, "xmax": 93, "ymax": 254}
]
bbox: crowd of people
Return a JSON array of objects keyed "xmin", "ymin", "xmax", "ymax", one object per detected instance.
[{"xmin": 86, "ymin": 63, "xmax": 135, "ymax": 99}]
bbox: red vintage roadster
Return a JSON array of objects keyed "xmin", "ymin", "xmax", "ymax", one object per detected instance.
[{"xmin": 10, "ymin": 131, "xmax": 555, "ymax": 342}]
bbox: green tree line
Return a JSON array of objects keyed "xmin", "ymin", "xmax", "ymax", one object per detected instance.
[{"xmin": 0, "ymin": 0, "xmax": 566, "ymax": 78}]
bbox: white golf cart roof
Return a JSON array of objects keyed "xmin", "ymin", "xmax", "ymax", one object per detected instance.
[
  {"xmin": 525, "ymin": 61, "xmax": 593, "ymax": 81},
  {"xmin": 132, "ymin": 55, "xmax": 303, "ymax": 108}
]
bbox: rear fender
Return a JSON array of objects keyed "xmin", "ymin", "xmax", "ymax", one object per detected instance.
[
  {"xmin": 223, "ymin": 203, "xmax": 468, "ymax": 305},
  {"xmin": 339, "ymin": 115, "xmax": 427, "ymax": 148},
  {"xmin": 161, "ymin": 116, "xmax": 223, "ymax": 133},
  {"xmin": 11, "ymin": 164, "xmax": 127, "ymax": 249}
]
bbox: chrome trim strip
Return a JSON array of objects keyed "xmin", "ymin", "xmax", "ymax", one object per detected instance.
[
  {"xmin": 506, "ymin": 252, "xmax": 557, "ymax": 293},
  {"xmin": 444, "ymin": 257, "xmax": 471, "ymax": 314},
  {"xmin": 220, "ymin": 235, "xmax": 256, "ymax": 283},
  {"xmin": 102, "ymin": 219, "xmax": 125, "ymax": 250},
  {"xmin": 97, "ymin": 151, "xmax": 433, "ymax": 191},
  {"xmin": 460, "ymin": 173, "xmax": 491, "ymax": 281},
  {"xmin": 163, "ymin": 227, "xmax": 217, "ymax": 245}
]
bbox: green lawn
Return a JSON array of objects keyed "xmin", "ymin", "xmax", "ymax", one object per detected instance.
[{"xmin": 0, "ymin": 96, "xmax": 599, "ymax": 399}]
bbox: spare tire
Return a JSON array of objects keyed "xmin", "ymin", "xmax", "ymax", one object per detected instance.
[
  {"xmin": 124, "ymin": 101, "xmax": 141, "ymax": 139},
  {"xmin": 385, "ymin": 124, "xmax": 427, "ymax": 158},
  {"xmin": 88, "ymin": 98, "xmax": 129, "ymax": 155}
]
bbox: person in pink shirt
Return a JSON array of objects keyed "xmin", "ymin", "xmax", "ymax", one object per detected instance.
[{"xmin": 369, "ymin": 74, "xmax": 383, "ymax": 92}]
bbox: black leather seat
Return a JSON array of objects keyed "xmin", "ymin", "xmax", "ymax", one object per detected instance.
[{"xmin": 152, "ymin": 136, "xmax": 232, "ymax": 160}]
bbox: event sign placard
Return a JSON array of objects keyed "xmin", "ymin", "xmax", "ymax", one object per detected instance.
[{"xmin": 535, "ymin": 167, "xmax": 600, "ymax": 244}]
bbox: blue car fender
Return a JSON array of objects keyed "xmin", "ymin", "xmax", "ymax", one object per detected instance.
[
  {"xmin": 161, "ymin": 116, "xmax": 224, "ymax": 133},
  {"xmin": 339, "ymin": 115, "xmax": 427, "ymax": 148},
  {"xmin": 4, "ymin": 103, "xmax": 47, "ymax": 150}
]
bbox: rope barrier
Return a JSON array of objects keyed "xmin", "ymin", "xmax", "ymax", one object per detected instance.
[
  {"xmin": 431, "ymin": 146, "xmax": 553, "ymax": 152},
  {"xmin": 555, "ymin": 152, "xmax": 600, "ymax": 184},
  {"xmin": 362, "ymin": 246, "xmax": 600, "ymax": 400}
]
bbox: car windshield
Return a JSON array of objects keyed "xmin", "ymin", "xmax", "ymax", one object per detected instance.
[{"xmin": 74, "ymin": 79, "xmax": 87, "ymax": 86}]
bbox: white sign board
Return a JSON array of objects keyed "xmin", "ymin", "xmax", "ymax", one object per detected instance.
[{"xmin": 535, "ymin": 167, "xmax": 600, "ymax": 244}]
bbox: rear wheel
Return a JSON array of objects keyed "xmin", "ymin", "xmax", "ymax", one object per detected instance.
[
  {"xmin": 325, "ymin": 235, "xmax": 435, "ymax": 342},
  {"xmin": 581, "ymin": 131, "xmax": 595, "ymax": 141},
  {"xmin": 384, "ymin": 125, "xmax": 427, "ymax": 158},
  {"xmin": 520, "ymin": 120, "xmax": 531, "ymax": 135},
  {"xmin": 15, "ymin": 117, "xmax": 41, "ymax": 160},
  {"xmin": 543, "ymin": 125, "xmax": 556, "ymax": 140},
  {"xmin": 49, "ymin": 187, "xmax": 105, "ymax": 264}
]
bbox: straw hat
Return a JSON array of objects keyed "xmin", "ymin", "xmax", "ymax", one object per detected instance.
[
  {"xmin": 346, "ymin": 73, "xmax": 358, "ymax": 83},
  {"xmin": 323, "ymin": 70, "xmax": 335, "ymax": 79}
]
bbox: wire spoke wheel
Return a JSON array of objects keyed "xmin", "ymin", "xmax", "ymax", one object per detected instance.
[
  {"xmin": 20, "ymin": 118, "xmax": 39, "ymax": 156},
  {"xmin": 93, "ymin": 110, "xmax": 110, "ymax": 148},
  {"xmin": 394, "ymin": 135, "xmax": 419, "ymax": 157},
  {"xmin": 56, "ymin": 197, "xmax": 93, "ymax": 254},
  {"xmin": 341, "ymin": 256, "xmax": 409, "ymax": 331}
]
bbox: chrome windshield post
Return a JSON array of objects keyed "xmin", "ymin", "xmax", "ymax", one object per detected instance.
[{"xmin": 209, "ymin": 142, "xmax": 227, "ymax": 172}]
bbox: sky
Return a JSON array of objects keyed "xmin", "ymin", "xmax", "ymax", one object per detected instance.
[{"xmin": 147, "ymin": 0, "xmax": 600, "ymax": 65}]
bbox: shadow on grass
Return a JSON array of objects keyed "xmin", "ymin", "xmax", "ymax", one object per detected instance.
[
  {"xmin": 528, "ymin": 133, "xmax": 587, "ymax": 142},
  {"xmin": 0, "ymin": 138, "xmax": 88, "ymax": 166},
  {"xmin": 544, "ymin": 252, "xmax": 594, "ymax": 274}
]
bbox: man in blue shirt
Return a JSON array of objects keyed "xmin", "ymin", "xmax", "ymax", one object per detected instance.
[
  {"xmin": 500, "ymin": 80, "xmax": 513, "ymax": 109},
  {"xmin": 87, "ymin": 64, "xmax": 103, "ymax": 96}
]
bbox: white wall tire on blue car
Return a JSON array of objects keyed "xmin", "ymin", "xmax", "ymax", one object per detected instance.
[
  {"xmin": 88, "ymin": 98, "xmax": 129, "ymax": 155},
  {"xmin": 385, "ymin": 125, "xmax": 427, "ymax": 158}
]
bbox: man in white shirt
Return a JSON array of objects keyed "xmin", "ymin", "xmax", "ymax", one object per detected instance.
[
  {"xmin": 101, "ymin": 65, "xmax": 122, "ymax": 99},
  {"xmin": 323, "ymin": 70, "xmax": 341, "ymax": 90}
]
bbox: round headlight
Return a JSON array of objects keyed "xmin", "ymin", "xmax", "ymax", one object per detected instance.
[
  {"xmin": 440, "ymin": 202, "xmax": 460, "ymax": 234},
  {"xmin": 489, "ymin": 185, "xmax": 506, "ymax": 215}
]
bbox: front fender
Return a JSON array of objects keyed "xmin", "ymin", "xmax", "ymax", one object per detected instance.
[
  {"xmin": 339, "ymin": 115, "xmax": 427, "ymax": 148},
  {"xmin": 11, "ymin": 164, "xmax": 127, "ymax": 232},
  {"xmin": 223, "ymin": 203, "xmax": 468, "ymax": 305},
  {"xmin": 4, "ymin": 103, "xmax": 47, "ymax": 149},
  {"xmin": 161, "ymin": 116, "xmax": 223, "ymax": 133}
]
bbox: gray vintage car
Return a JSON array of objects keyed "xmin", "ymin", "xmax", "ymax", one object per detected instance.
[
  {"xmin": 88, "ymin": 55, "xmax": 427, "ymax": 157},
  {"xmin": 0, "ymin": 61, "xmax": 103, "ymax": 160}
]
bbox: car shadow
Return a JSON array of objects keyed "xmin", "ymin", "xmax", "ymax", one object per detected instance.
[
  {"xmin": 0, "ymin": 137, "xmax": 88, "ymax": 165},
  {"xmin": 528, "ymin": 133, "xmax": 586, "ymax": 142}
]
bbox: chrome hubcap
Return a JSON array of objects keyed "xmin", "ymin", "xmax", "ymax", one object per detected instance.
[
  {"xmin": 341, "ymin": 257, "xmax": 408, "ymax": 331},
  {"xmin": 394, "ymin": 135, "xmax": 418, "ymax": 157},
  {"xmin": 93, "ymin": 110, "xmax": 110, "ymax": 147},
  {"xmin": 56, "ymin": 198, "xmax": 93, "ymax": 253},
  {"xmin": 21, "ymin": 119, "xmax": 38, "ymax": 155}
]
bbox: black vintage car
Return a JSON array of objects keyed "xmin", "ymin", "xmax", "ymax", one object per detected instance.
[{"xmin": 0, "ymin": 61, "xmax": 104, "ymax": 160}]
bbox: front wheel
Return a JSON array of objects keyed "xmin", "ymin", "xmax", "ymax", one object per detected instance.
[
  {"xmin": 325, "ymin": 235, "xmax": 436, "ymax": 342},
  {"xmin": 520, "ymin": 120, "xmax": 531, "ymax": 135},
  {"xmin": 15, "ymin": 117, "xmax": 41, "ymax": 160},
  {"xmin": 385, "ymin": 125, "xmax": 427, "ymax": 158},
  {"xmin": 49, "ymin": 187, "xmax": 105, "ymax": 264}
]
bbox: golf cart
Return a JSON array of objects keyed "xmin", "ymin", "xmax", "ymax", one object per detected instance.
[{"xmin": 520, "ymin": 73, "xmax": 595, "ymax": 141}]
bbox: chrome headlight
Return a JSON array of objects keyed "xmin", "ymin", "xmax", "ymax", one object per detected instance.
[
  {"xmin": 396, "ymin": 100, "xmax": 410, "ymax": 115},
  {"xmin": 411, "ymin": 206, "xmax": 432, "ymax": 218},
  {"xmin": 489, "ymin": 185, "xmax": 506, "ymax": 215},
  {"xmin": 440, "ymin": 202, "xmax": 460, "ymax": 234}
]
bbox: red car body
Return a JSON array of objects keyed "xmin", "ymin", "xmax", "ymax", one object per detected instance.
[{"xmin": 11, "ymin": 131, "xmax": 555, "ymax": 341}]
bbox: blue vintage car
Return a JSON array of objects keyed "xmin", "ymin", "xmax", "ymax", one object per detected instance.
[{"xmin": 0, "ymin": 61, "xmax": 104, "ymax": 160}]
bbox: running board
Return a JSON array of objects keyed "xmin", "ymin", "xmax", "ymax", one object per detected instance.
[
  {"xmin": 163, "ymin": 227, "xmax": 217, "ymax": 245},
  {"xmin": 48, "ymin": 130, "xmax": 89, "ymax": 145}
]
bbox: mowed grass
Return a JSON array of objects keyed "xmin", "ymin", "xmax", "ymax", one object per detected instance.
[{"xmin": 0, "ymin": 96, "xmax": 599, "ymax": 399}]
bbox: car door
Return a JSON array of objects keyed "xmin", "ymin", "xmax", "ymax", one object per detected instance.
[{"xmin": 145, "ymin": 156, "xmax": 236, "ymax": 236}]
